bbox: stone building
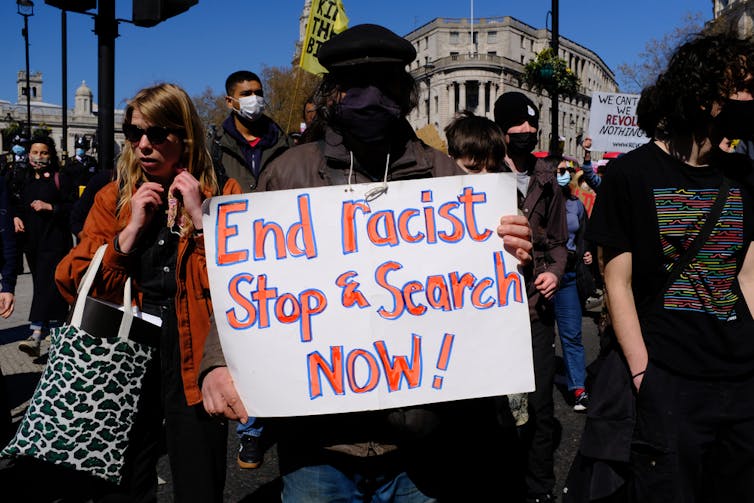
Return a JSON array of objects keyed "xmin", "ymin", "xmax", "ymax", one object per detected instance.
[
  {"xmin": 404, "ymin": 16, "xmax": 619, "ymax": 155},
  {"xmin": 0, "ymin": 71, "xmax": 125, "ymax": 161},
  {"xmin": 710, "ymin": 0, "xmax": 754, "ymax": 35}
]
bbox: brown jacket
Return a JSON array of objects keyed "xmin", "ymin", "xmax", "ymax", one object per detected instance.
[
  {"xmin": 55, "ymin": 178, "xmax": 241, "ymax": 406},
  {"xmin": 514, "ymin": 155, "xmax": 568, "ymax": 321},
  {"xmin": 256, "ymin": 124, "xmax": 463, "ymax": 190}
]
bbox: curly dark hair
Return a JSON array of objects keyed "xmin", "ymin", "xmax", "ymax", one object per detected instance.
[{"xmin": 637, "ymin": 33, "xmax": 754, "ymax": 147}]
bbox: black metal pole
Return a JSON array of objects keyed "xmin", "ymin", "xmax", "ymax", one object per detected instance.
[
  {"xmin": 61, "ymin": 9, "xmax": 68, "ymax": 160},
  {"xmin": 23, "ymin": 14, "xmax": 31, "ymax": 139},
  {"xmin": 550, "ymin": 0, "xmax": 560, "ymax": 154},
  {"xmin": 95, "ymin": 0, "xmax": 117, "ymax": 169}
]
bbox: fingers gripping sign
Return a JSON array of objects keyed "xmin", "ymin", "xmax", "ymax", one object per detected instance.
[{"xmin": 202, "ymin": 366, "xmax": 248, "ymax": 422}]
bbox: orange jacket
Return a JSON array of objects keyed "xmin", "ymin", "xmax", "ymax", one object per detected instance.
[{"xmin": 55, "ymin": 178, "xmax": 241, "ymax": 405}]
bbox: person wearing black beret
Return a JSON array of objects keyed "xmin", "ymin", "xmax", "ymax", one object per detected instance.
[{"xmin": 200, "ymin": 23, "xmax": 535, "ymax": 502}]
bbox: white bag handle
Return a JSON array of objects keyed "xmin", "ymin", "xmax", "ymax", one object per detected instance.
[{"xmin": 69, "ymin": 244, "xmax": 135, "ymax": 341}]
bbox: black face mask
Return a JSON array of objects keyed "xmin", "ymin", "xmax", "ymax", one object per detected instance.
[
  {"xmin": 714, "ymin": 99, "xmax": 754, "ymax": 141},
  {"xmin": 334, "ymin": 86, "xmax": 402, "ymax": 144},
  {"xmin": 507, "ymin": 132, "xmax": 538, "ymax": 155}
]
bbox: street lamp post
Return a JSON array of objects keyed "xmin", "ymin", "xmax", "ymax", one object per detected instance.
[
  {"xmin": 17, "ymin": 0, "xmax": 34, "ymax": 140},
  {"xmin": 550, "ymin": 0, "xmax": 560, "ymax": 154}
]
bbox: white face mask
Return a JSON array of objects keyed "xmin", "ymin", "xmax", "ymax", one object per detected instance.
[{"xmin": 233, "ymin": 95, "xmax": 265, "ymax": 122}]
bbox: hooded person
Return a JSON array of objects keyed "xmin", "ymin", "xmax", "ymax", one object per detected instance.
[{"xmin": 199, "ymin": 24, "xmax": 535, "ymax": 502}]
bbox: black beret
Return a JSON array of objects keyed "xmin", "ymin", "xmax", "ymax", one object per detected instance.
[
  {"xmin": 494, "ymin": 92, "xmax": 540, "ymax": 133},
  {"xmin": 319, "ymin": 24, "xmax": 416, "ymax": 69}
]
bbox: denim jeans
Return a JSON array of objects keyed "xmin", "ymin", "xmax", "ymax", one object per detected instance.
[
  {"xmin": 554, "ymin": 271, "xmax": 586, "ymax": 391},
  {"xmin": 282, "ymin": 464, "xmax": 435, "ymax": 503},
  {"xmin": 237, "ymin": 416, "xmax": 264, "ymax": 437}
]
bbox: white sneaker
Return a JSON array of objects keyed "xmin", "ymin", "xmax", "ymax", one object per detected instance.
[{"xmin": 584, "ymin": 296, "xmax": 603, "ymax": 311}]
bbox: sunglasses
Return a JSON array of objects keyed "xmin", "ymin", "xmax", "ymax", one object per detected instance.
[{"xmin": 122, "ymin": 123, "xmax": 183, "ymax": 145}]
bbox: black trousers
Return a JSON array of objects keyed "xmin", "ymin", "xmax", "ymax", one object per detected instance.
[
  {"xmin": 114, "ymin": 302, "xmax": 228, "ymax": 503},
  {"xmin": 523, "ymin": 317, "xmax": 557, "ymax": 497},
  {"xmin": 631, "ymin": 363, "xmax": 754, "ymax": 503}
]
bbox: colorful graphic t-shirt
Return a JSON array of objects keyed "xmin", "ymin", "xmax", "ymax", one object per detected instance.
[{"xmin": 587, "ymin": 142, "xmax": 754, "ymax": 378}]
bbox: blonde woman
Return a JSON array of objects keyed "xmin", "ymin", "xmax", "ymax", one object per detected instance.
[{"xmin": 56, "ymin": 83, "xmax": 241, "ymax": 502}]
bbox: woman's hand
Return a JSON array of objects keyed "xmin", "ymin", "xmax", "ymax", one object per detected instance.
[
  {"xmin": 30, "ymin": 200, "xmax": 53, "ymax": 212},
  {"xmin": 169, "ymin": 169, "xmax": 204, "ymax": 230},
  {"xmin": 13, "ymin": 217, "xmax": 24, "ymax": 233},
  {"xmin": 583, "ymin": 251, "xmax": 593, "ymax": 265},
  {"xmin": 498, "ymin": 214, "xmax": 532, "ymax": 265},
  {"xmin": 0, "ymin": 292, "xmax": 15, "ymax": 318},
  {"xmin": 118, "ymin": 182, "xmax": 164, "ymax": 253}
]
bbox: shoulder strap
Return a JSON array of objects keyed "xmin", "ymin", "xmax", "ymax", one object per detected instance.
[
  {"xmin": 209, "ymin": 133, "xmax": 229, "ymax": 193},
  {"xmin": 663, "ymin": 176, "xmax": 732, "ymax": 292}
]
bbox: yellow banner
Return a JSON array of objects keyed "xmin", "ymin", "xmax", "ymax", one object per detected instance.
[{"xmin": 299, "ymin": 0, "xmax": 349, "ymax": 75}]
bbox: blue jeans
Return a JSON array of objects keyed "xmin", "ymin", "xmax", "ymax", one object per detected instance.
[
  {"xmin": 554, "ymin": 271, "xmax": 586, "ymax": 391},
  {"xmin": 282, "ymin": 464, "xmax": 435, "ymax": 503},
  {"xmin": 236, "ymin": 416, "xmax": 263, "ymax": 437}
]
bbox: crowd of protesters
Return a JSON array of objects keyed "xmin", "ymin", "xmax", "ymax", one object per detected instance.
[{"xmin": 0, "ymin": 21, "xmax": 750, "ymax": 503}]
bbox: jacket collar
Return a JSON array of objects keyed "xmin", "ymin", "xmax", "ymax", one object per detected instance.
[{"xmin": 321, "ymin": 120, "xmax": 434, "ymax": 180}]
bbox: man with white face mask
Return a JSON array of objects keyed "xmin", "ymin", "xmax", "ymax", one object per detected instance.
[{"xmin": 214, "ymin": 70, "xmax": 293, "ymax": 192}]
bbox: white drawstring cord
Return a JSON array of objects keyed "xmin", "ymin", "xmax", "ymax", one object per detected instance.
[
  {"xmin": 364, "ymin": 153, "xmax": 390, "ymax": 202},
  {"xmin": 345, "ymin": 151, "xmax": 355, "ymax": 192}
]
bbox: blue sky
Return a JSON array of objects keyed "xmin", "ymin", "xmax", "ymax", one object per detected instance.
[{"xmin": 0, "ymin": 0, "xmax": 712, "ymax": 107}]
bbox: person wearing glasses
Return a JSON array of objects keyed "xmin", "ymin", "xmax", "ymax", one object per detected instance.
[
  {"xmin": 56, "ymin": 83, "xmax": 241, "ymax": 502},
  {"xmin": 212, "ymin": 70, "xmax": 293, "ymax": 193}
]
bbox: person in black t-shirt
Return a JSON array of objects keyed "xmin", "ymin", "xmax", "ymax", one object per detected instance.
[{"xmin": 586, "ymin": 34, "xmax": 754, "ymax": 502}]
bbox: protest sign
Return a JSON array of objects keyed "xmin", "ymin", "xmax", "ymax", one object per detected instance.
[
  {"xmin": 588, "ymin": 92, "xmax": 650, "ymax": 153},
  {"xmin": 203, "ymin": 173, "xmax": 533, "ymax": 417},
  {"xmin": 299, "ymin": 0, "xmax": 348, "ymax": 75}
]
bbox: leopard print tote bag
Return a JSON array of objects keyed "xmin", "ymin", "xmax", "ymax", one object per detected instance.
[{"xmin": 1, "ymin": 244, "xmax": 156, "ymax": 484}]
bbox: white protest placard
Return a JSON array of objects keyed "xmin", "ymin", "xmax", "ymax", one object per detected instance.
[
  {"xmin": 588, "ymin": 91, "xmax": 650, "ymax": 153},
  {"xmin": 203, "ymin": 173, "xmax": 533, "ymax": 417}
]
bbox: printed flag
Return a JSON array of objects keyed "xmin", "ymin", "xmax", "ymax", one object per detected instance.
[{"xmin": 299, "ymin": 0, "xmax": 349, "ymax": 75}]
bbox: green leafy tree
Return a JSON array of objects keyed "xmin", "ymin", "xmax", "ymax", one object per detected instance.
[{"xmin": 524, "ymin": 47, "xmax": 581, "ymax": 97}]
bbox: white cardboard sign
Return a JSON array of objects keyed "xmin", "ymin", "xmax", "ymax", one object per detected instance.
[
  {"xmin": 588, "ymin": 91, "xmax": 650, "ymax": 153},
  {"xmin": 203, "ymin": 173, "xmax": 534, "ymax": 417}
]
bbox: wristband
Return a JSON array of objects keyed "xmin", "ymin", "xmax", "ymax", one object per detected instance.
[{"xmin": 632, "ymin": 370, "xmax": 646, "ymax": 379}]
